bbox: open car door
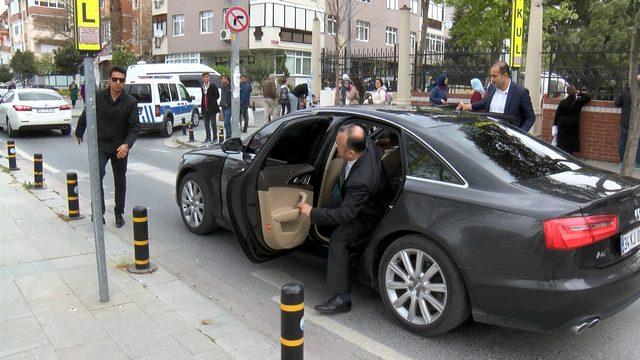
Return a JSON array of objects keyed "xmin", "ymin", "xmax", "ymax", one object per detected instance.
[{"xmin": 226, "ymin": 116, "xmax": 330, "ymax": 262}]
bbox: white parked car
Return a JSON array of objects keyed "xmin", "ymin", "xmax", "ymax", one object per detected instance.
[{"xmin": 0, "ymin": 88, "xmax": 72, "ymax": 137}]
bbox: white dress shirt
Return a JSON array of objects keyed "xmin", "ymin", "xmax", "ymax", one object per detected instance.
[
  {"xmin": 489, "ymin": 80, "xmax": 511, "ymax": 114},
  {"xmin": 344, "ymin": 159, "xmax": 357, "ymax": 179}
]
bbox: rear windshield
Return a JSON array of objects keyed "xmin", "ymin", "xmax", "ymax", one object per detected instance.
[
  {"xmin": 125, "ymin": 84, "xmax": 152, "ymax": 103},
  {"xmin": 432, "ymin": 120, "xmax": 581, "ymax": 182},
  {"xmin": 18, "ymin": 92, "xmax": 61, "ymax": 101}
]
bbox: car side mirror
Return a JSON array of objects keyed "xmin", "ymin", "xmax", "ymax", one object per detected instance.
[
  {"xmin": 190, "ymin": 95, "xmax": 195, "ymax": 101},
  {"xmin": 221, "ymin": 137, "xmax": 243, "ymax": 154}
]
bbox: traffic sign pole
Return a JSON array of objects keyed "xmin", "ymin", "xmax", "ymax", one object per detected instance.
[
  {"xmin": 75, "ymin": 0, "xmax": 108, "ymax": 303},
  {"xmin": 225, "ymin": 4, "xmax": 250, "ymax": 139}
]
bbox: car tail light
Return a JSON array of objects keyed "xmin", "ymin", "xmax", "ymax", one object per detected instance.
[
  {"xmin": 13, "ymin": 105, "xmax": 31, "ymax": 111},
  {"xmin": 155, "ymin": 105, "xmax": 161, "ymax": 117},
  {"xmin": 544, "ymin": 214, "xmax": 618, "ymax": 250},
  {"xmin": 59, "ymin": 104, "xmax": 71, "ymax": 110}
]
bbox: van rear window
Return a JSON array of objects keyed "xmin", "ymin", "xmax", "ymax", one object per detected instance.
[{"xmin": 125, "ymin": 84, "xmax": 152, "ymax": 103}]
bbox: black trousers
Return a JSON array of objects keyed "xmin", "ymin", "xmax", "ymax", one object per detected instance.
[
  {"xmin": 241, "ymin": 105, "xmax": 249, "ymax": 131},
  {"xmin": 98, "ymin": 149, "xmax": 128, "ymax": 215},
  {"xmin": 326, "ymin": 218, "xmax": 371, "ymax": 295},
  {"xmin": 202, "ymin": 110, "xmax": 217, "ymax": 141}
]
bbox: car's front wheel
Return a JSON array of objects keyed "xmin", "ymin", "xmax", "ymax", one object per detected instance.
[
  {"xmin": 378, "ymin": 235, "xmax": 470, "ymax": 336},
  {"xmin": 61, "ymin": 125, "xmax": 71, "ymax": 136},
  {"xmin": 179, "ymin": 172, "xmax": 219, "ymax": 234}
]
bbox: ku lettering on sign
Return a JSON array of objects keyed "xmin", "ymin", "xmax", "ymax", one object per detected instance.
[
  {"xmin": 74, "ymin": 0, "xmax": 101, "ymax": 52},
  {"xmin": 509, "ymin": 0, "xmax": 524, "ymax": 68}
]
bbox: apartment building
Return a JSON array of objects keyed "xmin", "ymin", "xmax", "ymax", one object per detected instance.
[
  {"xmin": 0, "ymin": 3, "xmax": 11, "ymax": 65},
  {"xmin": 7, "ymin": 0, "xmax": 71, "ymax": 56}
]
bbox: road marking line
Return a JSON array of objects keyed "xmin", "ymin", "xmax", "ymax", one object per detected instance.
[
  {"xmin": 15, "ymin": 148, "xmax": 61, "ymax": 173},
  {"xmin": 128, "ymin": 162, "xmax": 175, "ymax": 186},
  {"xmin": 150, "ymin": 148, "xmax": 170, "ymax": 153},
  {"xmin": 252, "ymin": 268, "xmax": 412, "ymax": 360}
]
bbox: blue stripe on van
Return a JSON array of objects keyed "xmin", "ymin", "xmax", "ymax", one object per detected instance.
[{"xmin": 146, "ymin": 106, "xmax": 155, "ymax": 123}]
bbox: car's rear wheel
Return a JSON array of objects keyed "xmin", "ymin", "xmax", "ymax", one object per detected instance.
[
  {"xmin": 378, "ymin": 235, "xmax": 470, "ymax": 336},
  {"xmin": 61, "ymin": 125, "xmax": 71, "ymax": 136},
  {"xmin": 179, "ymin": 172, "xmax": 219, "ymax": 234},
  {"xmin": 6, "ymin": 117, "xmax": 16, "ymax": 137},
  {"xmin": 160, "ymin": 116, "xmax": 173, "ymax": 137},
  {"xmin": 191, "ymin": 110, "xmax": 200, "ymax": 127}
]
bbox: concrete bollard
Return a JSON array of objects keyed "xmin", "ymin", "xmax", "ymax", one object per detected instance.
[
  {"xmin": 217, "ymin": 113, "xmax": 225, "ymax": 143},
  {"xmin": 181, "ymin": 117, "xmax": 187, "ymax": 135},
  {"xmin": 6, "ymin": 140, "xmax": 19, "ymax": 170},
  {"xmin": 65, "ymin": 172, "xmax": 85, "ymax": 220},
  {"xmin": 126, "ymin": 206, "xmax": 157, "ymax": 274},
  {"xmin": 188, "ymin": 123, "xmax": 195, "ymax": 142},
  {"xmin": 280, "ymin": 283, "xmax": 304, "ymax": 360},
  {"xmin": 33, "ymin": 153, "xmax": 44, "ymax": 189}
]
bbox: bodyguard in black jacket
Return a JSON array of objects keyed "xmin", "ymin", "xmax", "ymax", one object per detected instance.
[
  {"xmin": 298, "ymin": 124, "xmax": 387, "ymax": 314},
  {"xmin": 200, "ymin": 72, "xmax": 220, "ymax": 143},
  {"xmin": 75, "ymin": 66, "xmax": 140, "ymax": 228}
]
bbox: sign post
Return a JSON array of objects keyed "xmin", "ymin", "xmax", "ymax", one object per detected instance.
[
  {"xmin": 74, "ymin": 0, "xmax": 109, "ymax": 303},
  {"xmin": 225, "ymin": 5, "xmax": 249, "ymax": 139},
  {"xmin": 510, "ymin": 0, "xmax": 524, "ymax": 82}
]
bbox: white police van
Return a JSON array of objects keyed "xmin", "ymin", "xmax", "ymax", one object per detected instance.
[{"xmin": 124, "ymin": 76, "xmax": 199, "ymax": 137}]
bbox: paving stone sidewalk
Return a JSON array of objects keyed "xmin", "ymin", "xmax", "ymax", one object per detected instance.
[{"xmin": 0, "ymin": 159, "xmax": 280, "ymax": 359}]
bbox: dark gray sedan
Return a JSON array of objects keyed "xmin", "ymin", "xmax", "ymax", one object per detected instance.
[{"xmin": 175, "ymin": 107, "xmax": 640, "ymax": 336}]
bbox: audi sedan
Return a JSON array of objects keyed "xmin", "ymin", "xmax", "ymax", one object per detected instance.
[
  {"xmin": 0, "ymin": 88, "xmax": 72, "ymax": 137},
  {"xmin": 175, "ymin": 107, "xmax": 640, "ymax": 336}
]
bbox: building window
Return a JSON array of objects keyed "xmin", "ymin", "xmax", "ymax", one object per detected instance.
[
  {"xmin": 53, "ymin": 21, "xmax": 69, "ymax": 33},
  {"xmin": 285, "ymin": 51, "xmax": 311, "ymax": 76},
  {"xmin": 280, "ymin": 29, "xmax": 312, "ymax": 44},
  {"xmin": 386, "ymin": 0, "xmax": 398, "ymax": 10},
  {"xmin": 428, "ymin": 3, "xmax": 444, "ymax": 22},
  {"xmin": 385, "ymin": 27, "xmax": 397, "ymax": 45},
  {"xmin": 173, "ymin": 14, "xmax": 184, "ymax": 36},
  {"xmin": 327, "ymin": 16, "xmax": 337, "ymax": 36},
  {"xmin": 222, "ymin": 8, "xmax": 228, "ymax": 29},
  {"xmin": 200, "ymin": 10, "xmax": 213, "ymax": 34},
  {"xmin": 153, "ymin": 15, "xmax": 167, "ymax": 39},
  {"xmin": 356, "ymin": 20, "xmax": 369, "ymax": 42},
  {"xmin": 132, "ymin": 0, "xmax": 138, "ymax": 9},
  {"xmin": 426, "ymin": 33, "xmax": 444, "ymax": 53},
  {"xmin": 166, "ymin": 52, "xmax": 201, "ymax": 64},
  {"xmin": 358, "ymin": 0, "xmax": 370, "ymax": 3},
  {"xmin": 410, "ymin": 31, "xmax": 416, "ymax": 53},
  {"xmin": 12, "ymin": 23, "xmax": 21, "ymax": 36},
  {"xmin": 411, "ymin": 0, "xmax": 418, "ymax": 14},
  {"xmin": 34, "ymin": 0, "xmax": 65, "ymax": 8}
]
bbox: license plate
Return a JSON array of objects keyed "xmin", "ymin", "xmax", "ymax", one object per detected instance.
[
  {"xmin": 621, "ymin": 226, "xmax": 640, "ymax": 255},
  {"xmin": 37, "ymin": 108, "xmax": 54, "ymax": 113}
]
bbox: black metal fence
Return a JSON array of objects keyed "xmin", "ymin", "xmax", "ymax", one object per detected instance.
[{"xmin": 321, "ymin": 46, "xmax": 630, "ymax": 101}]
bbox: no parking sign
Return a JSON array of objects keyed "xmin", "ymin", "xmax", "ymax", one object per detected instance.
[{"xmin": 225, "ymin": 6, "xmax": 250, "ymax": 33}]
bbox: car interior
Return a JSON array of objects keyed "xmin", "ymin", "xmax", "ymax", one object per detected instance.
[{"xmin": 252, "ymin": 117, "xmax": 404, "ymax": 250}]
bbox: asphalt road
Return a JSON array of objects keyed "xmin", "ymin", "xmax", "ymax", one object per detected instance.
[{"xmin": 2, "ymin": 114, "xmax": 640, "ymax": 360}]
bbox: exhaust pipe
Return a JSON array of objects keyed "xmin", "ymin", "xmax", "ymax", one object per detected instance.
[{"xmin": 571, "ymin": 317, "xmax": 600, "ymax": 334}]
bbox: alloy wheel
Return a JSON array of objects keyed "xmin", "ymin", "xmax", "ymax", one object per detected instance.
[
  {"xmin": 181, "ymin": 180, "xmax": 205, "ymax": 228},
  {"xmin": 191, "ymin": 112, "xmax": 200, "ymax": 127},
  {"xmin": 385, "ymin": 249, "xmax": 448, "ymax": 326},
  {"xmin": 166, "ymin": 119, "xmax": 173, "ymax": 136}
]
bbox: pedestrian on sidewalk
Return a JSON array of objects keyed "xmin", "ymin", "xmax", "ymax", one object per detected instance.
[
  {"xmin": 457, "ymin": 61, "xmax": 536, "ymax": 131},
  {"xmin": 69, "ymin": 80, "xmax": 79, "ymax": 108},
  {"xmin": 615, "ymin": 75, "xmax": 640, "ymax": 167},
  {"xmin": 279, "ymin": 77, "xmax": 291, "ymax": 116},
  {"xmin": 429, "ymin": 73, "xmax": 449, "ymax": 105},
  {"xmin": 291, "ymin": 83, "xmax": 309, "ymax": 110},
  {"xmin": 220, "ymin": 75, "xmax": 232, "ymax": 139},
  {"xmin": 240, "ymin": 75, "xmax": 252, "ymax": 133},
  {"xmin": 74, "ymin": 66, "xmax": 140, "ymax": 228},
  {"xmin": 262, "ymin": 75, "xmax": 279, "ymax": 122},
  {"xmin": 200, "ymin": 72, "xmax": 220, "ymax": 143},
  {"xmin": 80, "ymin": 83, "xmax": 85, "ymax": 103},
  {"xmin": 553, "ymin": 86, "xmax": 591, "ymax": 155},
  {"xmin": 371, "ymin": 78, "xmax": 387, "ymax": 105},
  {"xmin": 470, "ymin": 78, "xmax": 485, "ymax": 103}
]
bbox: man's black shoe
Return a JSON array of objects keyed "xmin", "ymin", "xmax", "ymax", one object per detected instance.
[
  {"xmin": 314, "ymin": 294, "xmax": 351, "ymax": 314},
  {"xmin": 115, "ymin": 214, "xmax": 125, "ymax": 228}
]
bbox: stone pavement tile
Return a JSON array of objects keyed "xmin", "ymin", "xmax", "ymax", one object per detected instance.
[
  {"xmin": 130, "ymin": 268, "xmax": 178, "ymax": 287},
  {"xmin": 14, "ymin": 216, "xmax": 59, "ymax": 237},
  {"xmin": 0, "ymin": 238, "xmax": 45, "ymax": 266},
  {"xmin": 146, "ymin": 279, "xmax": 204, "ymax": 310},
  {"xmin": 29, "ymin": 294, "xmax": 109, "ymax": 350},
  {"xmin": 132, "ymin": 347, "xmax": 195, "ymax": 360},
  {"xmin": 0, "ymin": 278, "xmax": 31, "ymax": 322},
  {"xmin": 151, "ymin": 311, "xmax": 220, "ymax": 355},
  {"xmin": 49, "ymin": 253, "xmax": 96, "ymax": 271},
  {"xmin": 107, "ymin": 268, "xmax": 153, "ymax": 299},
  {"xmin": 214, "ymin": 330, "xmax": 279, "ymax": 360},
  {"xmin": 5, "ymin": 204, "xmax": 41, "ymax": 220},
  {"xmin": 0, "ymin": 316, "xmax": 50, "ymax": 358},
  {"xmin": 193, "ymin": 348, "xmax": 234, "ymax": 360},
  {"xmin": 0, "ymin": 259, "xmax": 55, "ymax": 281},
  {"xmin": 131, "ymin": 293, "xmax": 176, "ymax": 317},
  {"xmin": 92, "ymin": 302, "xmax": 180, "ymax": 359},
  {"xmin": 54, "ymin": 339, "xmax": 127, "ymax": 360},
  {"xmin": 0, "ymin": 218, "xmax": 24, "ymax": 237},
  {"xmin": 14, "ymin": 272, "xmax": 72, "ymax": 302},
  {"xmin": 57, "ymin": 265, "xmax": 130, "ymax": 311},
  {"xmin": 29, "ymin": 233, "xmax": 82, "ymax": 260},
  {"xmin": 0, "ymin": 345, "xmax": 59, "ymax": 360}
]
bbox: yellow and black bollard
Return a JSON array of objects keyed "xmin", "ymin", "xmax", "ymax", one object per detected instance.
[
  {"xmin": 188, "ymin": 123, "xmax": 195, "ymax": 142},
  {"xmin": 181, "ymin": 117, "xmax": 187, "ymax": 135},
  {"xmin": 33, "ymin": 153, "xmax": 44, "ymax": 189},
  {"xmin": 65, "ymin": 172, "xmax": 85, "ymax": 220},
  {"xmin": 217, "ymin": 113, "xmax": 225, "ymax": 143},
  {"xmin": 127, "ymin": 206, "xmax": 157, "ymax": 274},
  {"xmin": 6, "ymin": 140, "xmax": 19, "ymax": 170},
  {"xmin": 281, "ymin": 283, "xmax": 304, "ymax": 360}
]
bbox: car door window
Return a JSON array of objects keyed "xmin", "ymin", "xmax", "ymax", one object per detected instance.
[
  {"xmin": 405, "ymin": 135, "xmax": 463, "ymax": 185},
  {"xmin": 263, "ymin": 120, "xmax": 329, "ymax": 166},
  {"xmin": 169, "ymin": 84, "xmax": 179, "ymax": 102},
  {"xmin": 246, "ymin": 121, "xmax": 281, "ymax": 155},
  {"xmin": 178, "ymin": 84, "xmax": 190, "ymax": 101},
  {"xmin": 2, "ymin": 91, "xmax": 13, "ymax": 103},
  {"xmin": 158, "ymin": 84, "xmax": 171, "ymax": 103}
]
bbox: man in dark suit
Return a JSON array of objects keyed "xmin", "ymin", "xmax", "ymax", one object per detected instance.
[
  {"xmin": 200, "ymin": 72, "xmax": 220, "ymax": 143},
  {"xmin": 457, "ymin": 61, "xmax": 536, "ymax": 131},
  {"xmin": 298, "ymin": 124, "xmax": 386, "ymax": 314}
]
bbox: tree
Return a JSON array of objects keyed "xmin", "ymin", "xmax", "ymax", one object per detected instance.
[
  {"xmin": 10, "ymin": 50, "xmax": 37, "ymax": 84},
  {"xmin": 418, "ymin": 0, "xmax": 431, "ymax": 56},
  {"xmin": 36, "ymin": 54, "xmax": 57, "ymax": 76},
  {"xmin": 54, "ymin": 43, "xmax": 82, "ymax": 75},
  {"xmin": 324, "ymin": 0, "xmax": 365, "ymax": 76},
  {"xmin": 0, "ymin": 66, "xmax": 13, "ymax": 83},
  {"xmin": 111, "ymin": 44, "xmax": 137, "ymax": 68},
  {"xmin": 213, "ymin": 64, "xmax": 230, "ymax": 77},
  {"xmin": 110, "ymin": 0, "xmax": 124, "ymax": 47},
  {"xmin": 621, "ymin": 8, "xmax": 640, "ymax": 176}
]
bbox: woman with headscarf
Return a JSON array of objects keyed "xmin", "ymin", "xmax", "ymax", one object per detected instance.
[
  {"xmin": 553, "ymin": 86, "xmax": 591, "ymax": 154},
  {"xmin": 429, "ymin": 73, "xmax": 448, "ymax": 106},
  {"xmin": 470, "ymin": 78, "xmax": 485, "ymax": 103}
]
